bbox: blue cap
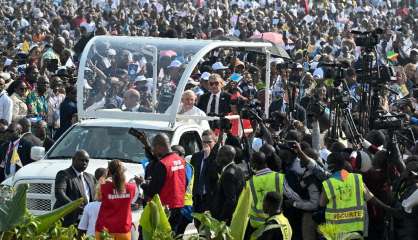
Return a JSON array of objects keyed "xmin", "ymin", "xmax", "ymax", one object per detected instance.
[{"xmin": 230, "ymin": 73, "xmax": 243, "ymax": 82}]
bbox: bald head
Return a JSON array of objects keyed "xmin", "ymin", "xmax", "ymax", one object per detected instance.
[
  {"xmin": 152, "ymin": 133, "xmax": 171, "ymax": 158},
  {"xmin": 72, "ymin": 149, "xmax": 90, "ymax": 172},
  {"xmin": 123, "ymin": 89, "xmax": 140, "ymax": 109},
  {"xmin": 216, "ymin": 145, "xmax": 236, "ymax": 168},
  {"xmin": 53, "ymin": 37, "xmax": 66, "ymax": 54},
  {"xmin": 18, "ymin": 118, "xmax": 31, "ymax": 133}
]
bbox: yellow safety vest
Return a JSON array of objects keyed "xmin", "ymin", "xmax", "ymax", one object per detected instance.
[
  {"xmin": 248, "ymin": 170, "xmax": 284, "ymax": 228},
  {"xmin": 250, "ymin": 213, "xmax": 292, "ymax": 240},
  {"xmin": 322, "ymin": 172, "xmax": 366, "ymax": 235},
  {"xmin": 184, "ymin": 162, "xmax": 194, "ymax": 206}
]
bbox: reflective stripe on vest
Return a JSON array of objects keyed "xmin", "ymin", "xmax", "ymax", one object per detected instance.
[
  {"xmin": 250, "ymin": 213, "xmax": 292, "ymax": 240},
  {"xmin": 248, "ymin": 171, "xmax": 284, "ymax": 227},
  {"xmin": 184, "ymin": 163, "xmax": 194, "ymax": 206},
  {"xmin": 323, "ymin": 173, "xmax": 365, "ymax": 234}
]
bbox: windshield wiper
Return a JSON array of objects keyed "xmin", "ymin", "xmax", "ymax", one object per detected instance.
[{"xmin": 47, "ymin": 156, "xmax": 72, "ymax": 159}]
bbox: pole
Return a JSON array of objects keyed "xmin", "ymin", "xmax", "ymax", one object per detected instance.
[{"xmin": 265, "ymin": 49, "xmax": 271, "ymax": 119}]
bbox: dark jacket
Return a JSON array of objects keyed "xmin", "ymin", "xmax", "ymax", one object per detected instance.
[
  {"xmin": 54, "ymin": 167, "xmax": 96, "ymax": 227},
  {"xmin": 197, "ymin": 91, "xmax": 231, "ymax": 116},
  {"xmin": 211, "ymin": 162, "xmax": 245, "ymax": 224},
  {"xmin": 54, "ymin": 97, "xmax": 77, "ymax": 140},
  {"xmin": 21, "ymin": 132, "xmax": 42, "ymax": 147},
  {"xmin": 190, "ymin": 150, "xmax": 219, "ymax": 198},
  {"xmin": 0, "ymin": 138, "xmax": 35, "ymax": 182}
]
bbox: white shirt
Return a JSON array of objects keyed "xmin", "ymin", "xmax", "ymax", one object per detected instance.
[
  {"xmin": 178, "ymin": 106, "xmax": 210, "ymax": 130},
  {"xmin": 72, "ymin": 167, "xmax": 90, "ymax": 203},
  {"xmin": 47, "ymin": 92, "xmax": 65, "ymax": 127},
  {"xmin": 78, "ymin": 201, "xmax": 101, "ymax": 236},
  {"xmin": 0, "ymin": 90, "xmax": 13, "ymax": 124},
  {"xmin": 206, "ymin": 92, "xmax": 221, "ymax": 115}
]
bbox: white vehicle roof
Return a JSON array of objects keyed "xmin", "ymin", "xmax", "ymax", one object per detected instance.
[
  {"xmin": 77, "ymin": 36, "xmax": 273, "ymax": 124},
  {"xmin": 77, "ymin": 118, "xmax": 190, "ymax": 131}
]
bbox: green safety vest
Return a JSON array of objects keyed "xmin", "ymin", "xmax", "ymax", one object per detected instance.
[
  {"xmin": 248, "ymin": 170, "xmax": 284, "ymax": 228},
  {"xmin": 184, "ymin": 162, "xmax": 194, "ymax": 206},
  {"xmin": 322, "ymin": 172, "xmax": 366, "ymax": 235},
  {"xmin": 250, "ymin": 213, "xmax": 292, "ymax": 240}
]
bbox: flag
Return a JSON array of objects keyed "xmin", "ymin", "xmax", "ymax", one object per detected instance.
[
  {"xmin": 387, "ymin": 51, "xmax": 399, "ymax": 62},
  {"xmin": 10, "ymin": 147, "xmax": 22, "ymax": 167},
  {"xmin": 303, "ymin": 0, "xmax": 309, "ymax": 14},
  {"xmin": 140, "ymin": 195, "xmax": 171, "ymax": 240},
  {"xmin": 230, "ymin": 185, "xmax": 252, "ymax": 240},
  {"xmin": 22, "ymin": 41, "xmax": 30, "ymax": 53}
]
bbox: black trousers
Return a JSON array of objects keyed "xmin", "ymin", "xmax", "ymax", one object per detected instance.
[
  {"xmin": 169, "ymin": 208, "xmax": 191, "ymax": 236},
  {"xmin": 193, "ymin": 194, "xmax": 211, "ymax": 229}
]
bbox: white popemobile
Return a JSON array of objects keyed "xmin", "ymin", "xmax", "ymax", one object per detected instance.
[{"xmin": 1, "ymin": 36, "xmax": 281, "ymax": 237}]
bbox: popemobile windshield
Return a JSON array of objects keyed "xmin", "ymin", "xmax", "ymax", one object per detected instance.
[{"xmin": 77, "ymin": 36, "xmax": 279, "ymax": 124}]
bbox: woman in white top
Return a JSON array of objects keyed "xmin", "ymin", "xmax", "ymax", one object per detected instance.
[{"xmin": 178, "ymin": 90, "xmax": 210, "ymax": 130}]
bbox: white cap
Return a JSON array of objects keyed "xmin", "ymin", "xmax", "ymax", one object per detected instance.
[
  {"xmin": 187, "ymin": 78, "xmax": 199, "ymax": 86},
  {"xmin": 33, "ymin": 8, "xmax": 44, "ymax": 19},
  {"xmin": 212, "ymin": 62, "xmax": 228, "ymax": 71},
  {"xmin": 201, "ymin": 72, "xmax": 211, "ymax": 81},
  {"xmin": 107, "ymin": 49, "xmax": 116, "ymax": 56},
  {"xmin": 135, "ymin": 75, "xmax": 147, "ymax": 82},
  {"xmin": 168, "ymin": 60, "xmax": 182, "ymax": 68}
]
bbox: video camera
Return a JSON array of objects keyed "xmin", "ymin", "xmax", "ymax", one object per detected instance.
[
  {"xmin": 373, "ymin": 113, "xmax": 406, "ymax": 130},
  {"xmin": 356, "ymin": 65, "xmax": 395, "ymax": 86},
  {"xmin": 351, "ymin": 28, "xmax": 384, "ymax": 49}
]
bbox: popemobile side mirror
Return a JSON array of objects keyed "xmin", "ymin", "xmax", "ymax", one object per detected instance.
[{"xmin": 31, "ymin": 146, "xmax": 45, "ymax": 161}]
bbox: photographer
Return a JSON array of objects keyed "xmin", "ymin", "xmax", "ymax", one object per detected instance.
[{"xmin": 391, "ymin": 156, "xmax": 418, "ymax": 240}]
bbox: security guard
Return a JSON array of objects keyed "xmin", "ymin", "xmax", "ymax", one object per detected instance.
[
  {"xmin": 319, "ymin": 152, "xmax": 394, "ymax": 237},
  {"xmin": 251, "ymin": 191, "xmax": 292, "ymax": 240},
  {"xmin": 245, "ymin": 152, "xmax": 285, "ymax": 238},
  {"xmin": 171, "ymin": 145, "xmax": 194, "ymax": 235}
]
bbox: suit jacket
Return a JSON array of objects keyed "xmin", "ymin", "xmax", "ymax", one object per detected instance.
[
  {"xmin": 0, "ymin": 138, "xmax": 35, "ymax": 182},
  {"xmin": 190, "ymin": 150, "xmax": 219, "ymax": 199},
  {"xmin": 54, "ymin": 167, "xmax": 96, "ymax": 227},
  {"xmin": 197, "ymin": 91, "xmax": 231, "ymax": 116},
  {"xmin": 21, "ymin": 132, "xmax": 43, "ymax": 147},
  {"xmin": 211, "ymin": 163, "xmax": 245, "ymax": 224}
]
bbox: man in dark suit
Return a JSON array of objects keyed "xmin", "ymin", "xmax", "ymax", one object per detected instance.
[
  {"xmin": 197, "ymin": 73, "xmax": 231, "ymax": 116},
  {"xmin": 191, "ymin": 130, "xmax": 220, "ymax": 216},
  {"xmin": 0, "ymin": 123, "xmax": 35, "ymax": 182},
  {"xmin": 18, "ymin": 118, "xmax": 42, "ymax": 147},
  {"xmin": 54, "ymin": 149, "xmax": 96, "ymax": 227},
  {"xmin": 211, "ymin": 145, "xmax": 245, "ymax": 225}
]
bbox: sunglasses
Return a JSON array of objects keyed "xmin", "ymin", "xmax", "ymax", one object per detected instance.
[
  {"xmin": 202, "ymin": 140, "xmax": 213, "ymax": 144},
  {"xmin": 209, "ymin": 81, "xmax": 220, "ymax": 86}
]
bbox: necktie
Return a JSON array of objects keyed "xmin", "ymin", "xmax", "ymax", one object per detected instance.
[
  {"xmin": 198, "ymin": 157, "xmax": 207, "ymax": 195},
  {"xmin": 210, "ymin": 94, "xmax": 217, "ymax": 114},
  {"xmin": 78, "ymin": 174, "xmax": 89, "ymax": 202}
]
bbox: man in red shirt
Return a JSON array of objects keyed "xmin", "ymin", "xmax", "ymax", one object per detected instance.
[{"xmin": 137, "ymin": 133, "xmax": 186, "ymax": 235}]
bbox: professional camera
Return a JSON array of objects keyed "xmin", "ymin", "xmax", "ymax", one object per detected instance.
[
  {"xmin": 354, "ymin": 34, "xmax": 379, "ymax": 48},
  {"xmin": 373, "ymin": 114, "xmax": 406, "ymax": 130},
  {"xmin": 233, "ymin": 98, "xmax": 264, "ymax": 120},
  {"xmin": 352, "ymin": 28, "xmax": 383, "ymax": 48},
  {"xmin": 306, "ymin": 99, "xmax": 326, "ymax": 117},
  {"xmin": 356, "ymin": 65, "xmax": 395, "ymax": 85},
  {"xmin": 265, "ymin": 111, "xmax": 288, "ymax": 131}
]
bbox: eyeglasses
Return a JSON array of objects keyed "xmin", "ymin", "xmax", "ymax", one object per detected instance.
[
  {"xmin": 202, "ymin": 140, "xmax": 213, "ymax": 144},
  {"xmin": 209, "ymin": 81, "xmax": 220, "ymax": 86}
]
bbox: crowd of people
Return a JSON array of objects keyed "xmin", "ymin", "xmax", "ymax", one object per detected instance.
[{"xmin": 0, "ymin": 0, "xmax": 418, "ymax": 240}]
